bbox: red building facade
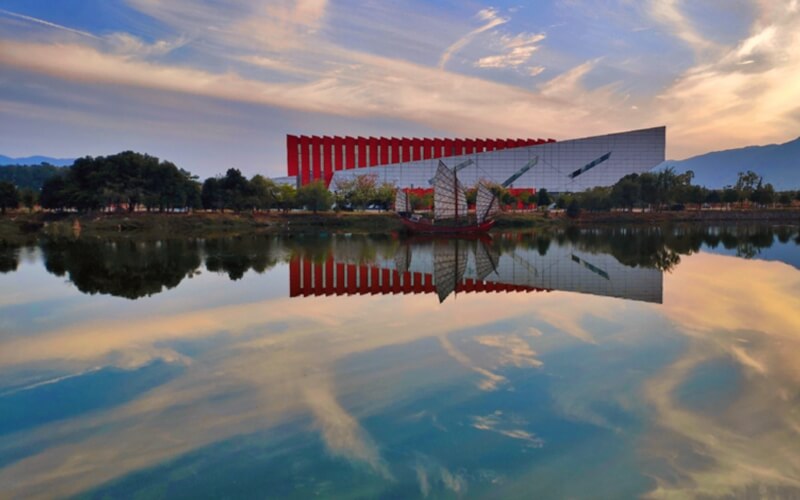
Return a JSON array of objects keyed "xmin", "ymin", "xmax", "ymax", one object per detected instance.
[{"xmin": 287, "ymin": 135, "xmax": 556, "ymax": 187}]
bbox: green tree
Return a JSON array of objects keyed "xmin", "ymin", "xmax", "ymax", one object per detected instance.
[
  {"xmin": 409, "ymin": 191, "xmax": 432, "ymax": 210},
  {"xmin": 705, "ymin": 190, "xmax": 722, "ymax": 204},
  {"xmin": 374, "ymin": 183, "xmax": 396, "ymax": 210},
  {"xmin": 220, "ymin": 168, "xmax": 252, "ymax": 212},
  {"xmin": 276, "ymin": 184, "xmax": 297, "ymax": 212},
  {"xmin": 778, "ymin": 192, "xmax": 792, "ymax": 206},
  {"xmin": 566, "ymin": 198, "xmax": 581, "ymax": 218},
  {"xmin": 0, "ymin": 181, "xmax": 19, "ymax": 214},
  {"xmin": 201, "ymin": 177, "xmax": 224, "ymax": 211},
  {"xmin": 296, "ymin": 180, "xmax": 332, "ymax": 213},
  {"xmin": 250, "ymin": 175, "xmax": 278, "ymax": 212},
  {"xmin": 0, "ymin": 163, "xmax": 63, "ymax": 190},
  {"xmin": 610, "ymin": 174, "xmax": 640, "ymax": 210},
  {"xmin": 536, "ymin": 188, "xmax": 552, "ymax": 207},
  {"xmin": 750, "ymin": 182, "xmax": 775, "ymax": 206},
  {"xmin": 20, "ymin": 188, "xmax": 38, "ymax": 212},
  {"xmin": 722, "ymin": 187, "xmax": 740, "ymax": 205},
  {"xmin": 735, "ymin": 170, "xmax": 761, "ymax": 193}
]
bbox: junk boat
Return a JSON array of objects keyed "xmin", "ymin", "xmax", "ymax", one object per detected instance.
[{"xmin": 395, "ymin": 157, "xmax": 538, "ymax": 234}]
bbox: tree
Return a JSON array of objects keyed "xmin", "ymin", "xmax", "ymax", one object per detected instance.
[
  {"xmin": 35, "ymin": 151, "xmax": 200, "ymax": 212},
  {"xmin": 722, "ymin": 187, "xmax": 740, "ymax": 205},
  {"xmin": 374, "ymin": 183, "xmax": 396, "ymax": 210},
  {"xmin": 0, "ymin": 181, "xmax": 18, "ymax": 214},
  {"xmin": 409, "ymin": 191, "xmax": 432, "ymax": 210},
  {"xmin": 20, "ymin": 188, "xmax": 38, "ymax": 212},
  {"xmin": 536, "ymin": 188, "xmax": 552, "ymax": 207},
  {"xmin": 566, "ymin": 198, "xmax": 581, "ymax": 218},
  {"xmin": 220, "ymin": 168, "xmax": 252, "ymax": 212},
  {"xmin": 705, "ymin": 190, "xmax": 722, "ymax": 204},
  {"xmin": 735, "ymin": 170, "xmax": 761, "ymax": 193},
  {"xmin": 778, "ymin": 192, "xmax": 792, "ymax": 206},
  {"xmin": 250, "ymin": 175, "xmax": 278, "ymax": 212},
  {"xmin": 750, "ymin": 182, "xmax": 775, "ymax": 206},
  {"xmin": 296, "ymin": 180, "xmax": 332, "ymax": 213},
  {"xmin": 610, "ymin": 174, "xmax": 640, "ymax": 210},
  {"xmin": 276, "ymin": 184, "xmax": 297, "ymax": 212},
  {"xmin": 202, "ymin": 177, "xmax": 224, "ymax": 211}
]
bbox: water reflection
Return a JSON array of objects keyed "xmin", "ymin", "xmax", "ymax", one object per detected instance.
[
  {"xmin": 0, "ymin": 225, "xmax": 799, "ymax": 498},
  {"xmin": 289, "ymin": 235, "xmax": 663, "ymax": 303},
  {"xmin": 0, "ymin": 224, "xmax": 795, "ymax": 300}
]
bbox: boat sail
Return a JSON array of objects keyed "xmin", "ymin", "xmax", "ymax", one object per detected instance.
[
  {"xmin": 433, "ymin": 160, "xmax": 468, "ymax": 221},
  {"xmin": 433, "ymin": 238, "xmax": 468, "ymax": 302},
  {"xmin": 394, "ymin": 188, "xmax": 410, "ymax": 214},
  {"xmin": 475, "ymin": 183, "xmax": 500, "ymax": 224},
  {"xmin": 474, "ymin": 239, "xmax": 499, "ymax": 281},
  {"xmin": 395, "ymin": 156, "xmax": 538, "ymax": 234}
]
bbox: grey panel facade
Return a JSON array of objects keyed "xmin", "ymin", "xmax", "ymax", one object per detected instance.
[{"xmin": 330, "ymin": 126, "xmax": 665, "ymax": 193}]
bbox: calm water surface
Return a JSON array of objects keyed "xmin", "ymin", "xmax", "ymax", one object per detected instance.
[{"xmin": 1, "ymin": 225, "xmax": 799, "ymax": 499}]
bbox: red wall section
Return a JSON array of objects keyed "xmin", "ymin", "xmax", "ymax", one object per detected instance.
[
  {"xmin": 287, "ymin": 135, "xmax": 298, "ymax": 176},
  {"xmin": 299, "ymin": 135, "xmax": 311, "ymax": 185},
  {"xmin": 334, "ymin": 137, "xmax": 344, "ymax": 172},
  {"xmin": 288, "ymin": 134, "xmax": 556, "ymax": 184},
  {"xmin": 322, "ymin": 136, "xmax": 333, "ymax": 183},
  {"xmin": 345, "ymin": 137, "xmax": 356, "ymax": 170},
  {"xmin": 380, "ymin": 137, "xmax": 390, "ymax": 165},
  {"xmin": 357, "ymin": 137, "xmax": 367, "ymax": 168},
  {"xmin": 369, "ymin": 137, "xmax": 378, "ymax": 166},
  {"xmin": 311, "ymin": 136, "xmax": 322, "ymax": 182}
]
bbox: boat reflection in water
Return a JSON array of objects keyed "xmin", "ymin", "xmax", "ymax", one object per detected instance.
[{"xmin": 290, "ymin": 234, "xmax": 663, "ymax": 304}]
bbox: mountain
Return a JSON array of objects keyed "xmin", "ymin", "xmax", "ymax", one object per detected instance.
[
  {"xmin": 0, "ymin": 155, "xmax": 74, "ymax": 167},
  {"xmin": 664, "ymin": 137, "xmax": 800, "ymax": 190}
]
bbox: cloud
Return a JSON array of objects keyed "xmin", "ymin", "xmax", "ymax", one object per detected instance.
[
  {"xmin": 0, "ymin": 8, "xmax": 99, "ymax": 39},
  {"xmin": 474, "ymin": 334, "xmax": 543, "ymax": 368},
  {"xmin": 475, "ymin": 32, "xmax": 546, "ymax": 69},
  {"xmin": 305, "ymin": 383, "xmax": 392, "ymax": 478},
  {"xmin": 415, "ymin": 463, "xmax": 430, "ymax": 497},
  {"xmin": 0, "ymin": 39, "xmax": 631, "ymax": 147},
  {"xmin": 642, "ymin": 252, "xmax": 800, "ymax": 497},
  {"xmin": 656, "ymin": 4, "xmax": 800, "ymax": 157},
  {"xmin": 105, "ymin": 33, "xmax": 188, "ymax": 58},
  {"xmin": 472, "ymin": 411, "xmax": 544, "ymax": 448},
  {"xmin": 440, "ymin": 467, "xmax": 468, "ymax": 494},
  {"xmin": 439, "ymin": 8, "xmax": 508, "ymax": 69},
  {"xmin": 528, "ymin": 65, "xmax": 545, "ymax": 77},
  {"xmin": 647, "ymin": 0, "xmax": 718, "ymax": 54}
]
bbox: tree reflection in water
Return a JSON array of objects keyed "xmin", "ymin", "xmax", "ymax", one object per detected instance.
[{"xmin": 0, "ymin": 224, "xmax": 795, "ymax": 298}]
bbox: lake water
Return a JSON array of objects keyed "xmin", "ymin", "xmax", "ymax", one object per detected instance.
[{"xmin": 1, "ymin": 225, "xmax": 799, "ymax": 499}]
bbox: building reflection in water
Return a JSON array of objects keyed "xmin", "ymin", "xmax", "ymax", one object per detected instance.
[{"xmin": 290, "ymin": 235, "xmax": 663, "ymax": 304}]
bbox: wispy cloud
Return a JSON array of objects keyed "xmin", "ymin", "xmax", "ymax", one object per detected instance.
[
  {"xmin": 439, "ymin": 8, "xmax": 508, "ymax": 69},
  {"xmin": 472, "ymin": 411, "xmax": 544, "ymax": 448},
  {"xmin": 0, "ymin": 8, "xmax": 99, "ymax": 39},
  {"xmin": 475, "ymin": 32, "xmax": 546, "ymax": 69}
]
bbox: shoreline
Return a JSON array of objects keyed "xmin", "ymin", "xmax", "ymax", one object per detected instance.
[{"xmin": 1, "ymin": 209, "xmax": 799, "ymax": 240}]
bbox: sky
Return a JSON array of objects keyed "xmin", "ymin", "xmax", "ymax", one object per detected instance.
[{"xmin": 1, "ymin": 0, "xmax": 799, "ymax": 179}]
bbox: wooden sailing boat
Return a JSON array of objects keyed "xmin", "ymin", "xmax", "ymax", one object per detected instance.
[
  {"xmin": 396, "ymin": 160, "xmax": 494, "ymax": 233},
  {"xmin": 395, "ymin": 157, "xmax": 539, "ymax": 234}
]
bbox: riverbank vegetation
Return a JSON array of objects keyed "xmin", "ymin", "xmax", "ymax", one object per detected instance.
[{"xmin": 1, "ymin": 151, "xmax": 799, "ymax": 221}]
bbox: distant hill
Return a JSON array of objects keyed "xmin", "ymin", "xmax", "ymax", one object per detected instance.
[
  {"xmin": 0, "ymin": 155, "xmax": 74, "ymax": 167},
  {"xmin": 665, "ymin": 137, "xmax": 800, "ymax": 190}
]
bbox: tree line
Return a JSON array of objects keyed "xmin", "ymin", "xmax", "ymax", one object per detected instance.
[{"xmin": 1, "ymin": 151, "xmax": 799, "ymax": 215}]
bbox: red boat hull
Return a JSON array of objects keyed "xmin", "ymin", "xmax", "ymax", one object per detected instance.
[{"xmin": 399, "ymin": 216, "xmax": 495, "ymax": 234}]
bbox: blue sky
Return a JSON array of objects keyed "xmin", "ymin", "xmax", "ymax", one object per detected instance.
[{"xmin": 1, "ymin": 0, "xmax": 799, "ymax": 178}]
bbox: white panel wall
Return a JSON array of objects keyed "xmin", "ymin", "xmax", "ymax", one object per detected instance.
[{"xmin": 330, "ymin": 126, "xmax": 666, "ymax": 193}]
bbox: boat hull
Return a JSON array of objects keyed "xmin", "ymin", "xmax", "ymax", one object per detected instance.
[{"xmin": 399, "ymin": 216, "xmax": 495, "ymax": 234}]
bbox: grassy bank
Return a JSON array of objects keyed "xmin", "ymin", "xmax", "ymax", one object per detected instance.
[{"xmin": 1, "ymin": 208, "xmax": 799, "ymax": 240}]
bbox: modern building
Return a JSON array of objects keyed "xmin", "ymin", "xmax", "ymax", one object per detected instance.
[{"xmin": 284, "ymin": 126, "xmax": 665, "ymax": 194}]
